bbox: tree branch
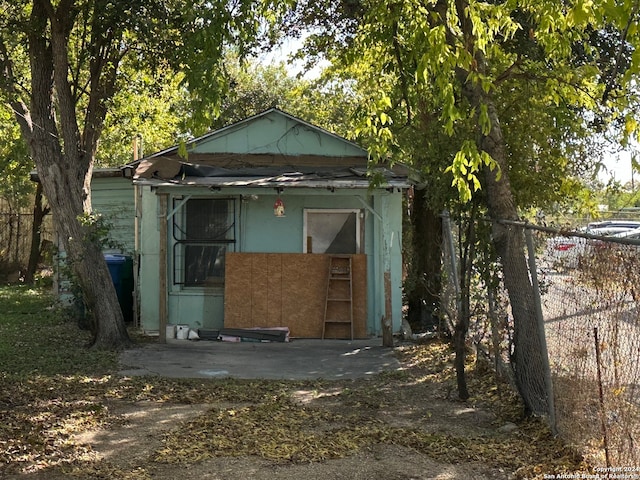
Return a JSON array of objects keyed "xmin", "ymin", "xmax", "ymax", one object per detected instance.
[
  {"xmin": 494, "ymin": 56, "xmax": 523, "ymax": 84},
  {"xmin": 392, "ymin": 18, "xmax": 412, "ymax": 124},
  {"xmin": 38, "ymin": 0, "xmax": 84, "ymax": 168},
  {"xmin": 603, "ymin": 0, "xmax": 640, "ymax": 103}
]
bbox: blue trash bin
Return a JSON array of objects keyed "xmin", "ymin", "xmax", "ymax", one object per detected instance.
[{"xmin": 104, "ymin": 254, "xmax": 134, "ymax": 323}]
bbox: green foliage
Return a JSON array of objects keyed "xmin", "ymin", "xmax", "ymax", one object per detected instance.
[
  {"xmin": 0, "ymin": 0, "xmax": 296, "ymax": 159},
  {"xmin": 164, "ymin": 0, "xmax": 295, "ymax": 134},
  {"xmin": 0, "ymin": 104, "xmax": 34, "ymax": 208},
  {"xmin": 210, "ymin": 58, "xmax": 300, "ymax": 129},
  {"xmin": 593, "ymin": 179, "xmax": 640, "ymax": 212},
  {"xmin": 446, "ymin": 141, "xmax": 498, "ymax": 203},
  {"xmin": 352, "ymin": 89, "xmax": 395, "ymax": 161},
  {"xmin": 210, "ymin": 55, "xmax": 360, "ymax": 137},
  {"xmin": 287, "ymin": 0, "xmax": 640, "ymax": 215},
  {"xmin": 77, "ymin": 212, "xmax": 121, "ymax": 251},
  {"xmin": 98, "ymin": 69, "xmax": 187, "ymax": 166}
]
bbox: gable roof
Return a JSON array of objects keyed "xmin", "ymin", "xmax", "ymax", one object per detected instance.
[
  {"xmin": 130, "ymin": 108, "xmax": 411, "ymax": 189},
  {"xmin": 187, "ymin": 108, "xmax": 368, "ymax": 157}
]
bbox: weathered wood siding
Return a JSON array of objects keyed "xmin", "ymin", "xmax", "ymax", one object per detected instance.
[
  {"xmin": 191, "ymin": 110, "xmax": 366, "ymax": 158},
  {"xmin": 91, "ymin": 176, "xmax": 135, "ymax": 253}
]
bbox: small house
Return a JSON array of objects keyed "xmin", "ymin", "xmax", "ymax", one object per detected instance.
[{"xmin": 128, "ymin": 109, "xmax": 411, "ymax": 339}]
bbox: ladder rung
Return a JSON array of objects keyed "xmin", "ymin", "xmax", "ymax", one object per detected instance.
[{"xmin": 323, "ymin": 255, "xmax": 354, "ymax": 340}]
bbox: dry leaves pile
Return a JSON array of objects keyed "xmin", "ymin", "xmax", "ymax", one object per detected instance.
[{"xmin": 0, "ymin": 287, "xmax": 591, "ymax": 479}]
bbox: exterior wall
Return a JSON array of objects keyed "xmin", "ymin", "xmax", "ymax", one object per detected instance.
[
  {"xmin": 91, "ymin": 176, "xmax": 136, "ymax": 253},
  {"xmin": 54, "ymin": 175, "xmax": 135, "ymax": 304},
  {"xmin": 191, "ymin": 111, "xmax": 365, "ymax": 158},
  {"xmin": 240, "ymin": 190, "xmax": 368, "ymax": 252},
  {"xmin": 136, "ymin": 185, "xmax": 405, "ymax": 337},
  {"xmin": 137, "ymin": 186, "xmax": 161, "ymax": 333}
]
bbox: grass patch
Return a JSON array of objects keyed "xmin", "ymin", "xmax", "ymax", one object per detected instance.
[{"xmin": 0, "ymin": 286, "xmax": 117, "ymax": 378}]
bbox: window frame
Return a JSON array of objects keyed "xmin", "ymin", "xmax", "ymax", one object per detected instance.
[
  {"xmin": 303, "ymin": 208, "xmax": 363, "ymax": 254},
  {"xmin": 171, "ymin": 196, "xmax": 237, "ymax": 288}
]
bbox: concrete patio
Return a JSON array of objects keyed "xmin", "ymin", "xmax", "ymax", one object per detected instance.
[{"xmin": 118, "ymin": 338, "xmax": 402, "ymax": 380}]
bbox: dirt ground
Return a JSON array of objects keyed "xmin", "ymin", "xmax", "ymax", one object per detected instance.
[
  {"xmin": 70, "ymin": 399, "xmax": 507, "ymax": 480},
  {"xmin": 3, "ymin": 342, "xmax": 581, "ymax": 480},
  {"xmin": 12, "ymin": 397, "xmax": 508, "ymax": 480}
]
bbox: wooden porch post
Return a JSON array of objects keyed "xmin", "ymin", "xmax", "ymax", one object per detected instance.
[
  {"xmin": 382, "ymin": 269, "xmax": 394, "ymax": 347},
  {"xmin": 158, "ymin": 193, "xmax": 168, "ymax": 343},
  {"xmin": 373, "ymin": 193, "xmax": 394, "ymax": 347}
]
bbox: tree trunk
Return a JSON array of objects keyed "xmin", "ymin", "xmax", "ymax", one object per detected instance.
[
  {"xmin": 34, "ymin": 152, "xmax": 130, "ymax": 348},
  {"xmin": 462, "ymin": 69, "xmax": 548, "ymax": 415},
  {"xmin": 446, "ymin": 0, "xmax": 549, "ymax": 415},
  {"xmin": 14, "ymin": 0, "xmax": 131, "ymax": 349},
  {"xmin": 406, "ymin": 187, "xmax": 443, "ymax": 332},
  {"xmin": 29, "ymin": 116, "xmax": 129, "ymax": 343},
  {"xmin": 482, "ymin": 147, "xmax": 547, "ymax": 415},
  {"xmin": 453, "ymin": 319, "xmax": 470, "ymax": 400},
  {"xmin": 25, "ymin": 182, "xmax": 49, "ymax": 284}
]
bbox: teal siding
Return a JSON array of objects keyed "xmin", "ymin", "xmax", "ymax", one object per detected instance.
[
  {"xmin": 136, "ymin": 185, "xmax": 405, "ymax": 336},
  {"xmin": 138, "ymin": 188, "xmax": 160, "ymax": 333},
  {"xmin": 241, "ymin": 192, "xmax": 370, "ymax": 252},
  {"xmin": 191, "ymin": 111, "xmax": 365, "ymax": 157},
  {"xmin": 91, "ymin": 177, "xmax": 135, "ymax": 253},
  {"xmin": 168, "ymin": 291, "xmax": 225, "ymax": 331}
]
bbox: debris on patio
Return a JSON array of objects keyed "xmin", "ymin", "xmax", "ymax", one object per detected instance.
[
  {"xmin": 217, "ymin": 327, "xmax": 290, "ymax": 343},
  {"xmin": 191, "ymin": 327, "xmax": 289, "ymax": 342}
]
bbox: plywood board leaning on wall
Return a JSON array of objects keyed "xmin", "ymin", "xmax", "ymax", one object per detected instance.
[{"xmin": 225, "ymin": 253, "xmax": 367, "ymax": 338}]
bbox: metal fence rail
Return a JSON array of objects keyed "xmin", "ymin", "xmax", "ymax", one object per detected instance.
[
  {"xmin": 441, "ymin": 215, "xmax": 640, "ymax": 467},
  {"xmin": 539, "ymin": 226, "xmax": 640, "ymax": 466}
]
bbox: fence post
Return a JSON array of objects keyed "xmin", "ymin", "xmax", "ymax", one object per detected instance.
[
  {"xmin": 594, "ymin": 327, "xmax": 611, "ymax": 468},
  {"xmin": 441, "ymin": 211, "xmax": 461, "ymax": 329},
  {"xmin": 15, "ymin": 213, "xmax": 21, "ymax": 265},
  {"xmin": 524, "ymin": 228, "xmax": 557, "ymax": 435}
]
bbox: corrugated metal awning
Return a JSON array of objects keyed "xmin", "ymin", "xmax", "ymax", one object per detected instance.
[
  {"xmin": 133, "ymin": 176, "xmax": 411, "ymax": 189},
  {"xmin": 132, "ymin": 161, "xmax": 413, "ymax": 189}
]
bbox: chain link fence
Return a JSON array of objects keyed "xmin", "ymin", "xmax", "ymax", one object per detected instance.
[{"xmin": 441, "ymin": 214, "xmax": 640, "ymax": 467}]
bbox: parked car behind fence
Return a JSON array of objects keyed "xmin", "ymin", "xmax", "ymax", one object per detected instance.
[{"xmin": 545, "ymin": 220, "xmax": 640, "ymax": 270}]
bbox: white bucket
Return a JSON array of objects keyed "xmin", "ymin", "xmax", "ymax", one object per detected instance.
[
  {"xmin": 166, "ymin": 324, "xmax": 176, "ymax": 339},
  {"xmin": 176, "ymin": 325, "xmax": 190, "ymax": 340}
]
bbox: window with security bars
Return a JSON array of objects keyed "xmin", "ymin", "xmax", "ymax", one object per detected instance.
[{"xmin": 173, "ymin": 198, "xmax": 236, "ymax": 286}]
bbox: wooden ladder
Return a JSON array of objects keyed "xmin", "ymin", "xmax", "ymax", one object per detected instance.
[{"xmin": 322, "ymin": 255, "xmax": 353, "ymax": 340}]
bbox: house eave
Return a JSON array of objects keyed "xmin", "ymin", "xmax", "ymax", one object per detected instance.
[
  {"xmin": 132, "ymin": 177, "xmax": 411, "ymax": 190},
  {"xmin": 31, "ymin": 167, "xmax": 128, "ymax": 183}
]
